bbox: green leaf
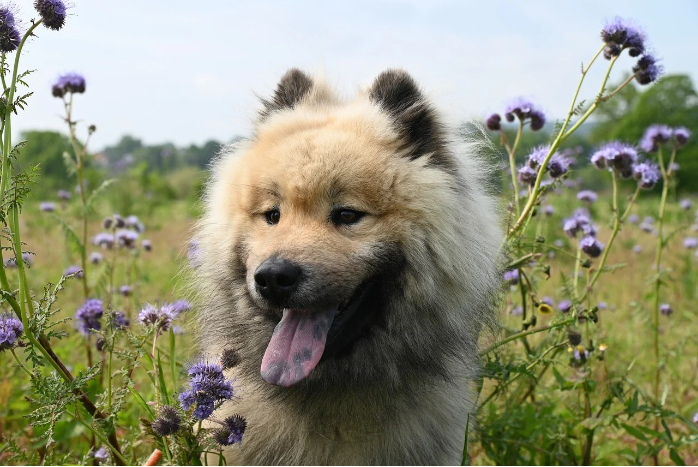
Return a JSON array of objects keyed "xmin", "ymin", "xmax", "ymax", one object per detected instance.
[
  {"xmin": 461, "ymin": 412, "xmax": 470, "ymax": 466},
  {"xmin": 157, "ymin": 351, "xmax": 170, "ymax": 406},
  {"xmin": 661, "ymin": 384, "xmax": 669, "ymax": 407},
  {"xmin": 669, "ymin": 449, "xmax": 686, "ymax": 466},
  {"xmin": 126, "ymin": 385, "xmax": 155, "ymax": 420},
  {"xmin": 622, "ymin": 423, "xmax": 648, "ymax": 442},
  {"xmin": 84, "ymin": 179, "xmax": 116, "ymax": 212},
  {"xmin": 169, "ymin": 327, "xmax": 177, "ymax": 389},
  {"xmin": 62, "ymin": 151, "xmax": 77, "ymax": 177},
  {"xmin": 51, "ymin": 215, "xmax": 84, "ymax": 258}
]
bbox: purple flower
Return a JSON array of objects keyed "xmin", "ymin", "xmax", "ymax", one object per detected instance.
[
  {"xmin": 92, "ymin": 446, "xmax": 109, "ymax": 464},
  {"xmin": 573, "ymin": 346, "xmax": 591, "ymax": 362},
  {"xmin": 503, "ymin": 269, "xmax": 519, "ymax": 286},
  {"xmin": 628, "ymin": 214, "xmax": 639, "ymax": 224},
  {"xmin": 119, "ymin": 285, "xmax": 133, "ymax": 297},
  {"xmin": 504, "ymin": 98, "xmax": 546, "ymax": 131},
  {"xmin": 526, "ymin": 146, "xmax": 549, "ymax": 170},
  {"xmin": 590, "ymin": 141, "xmax": 637, "ymax": 176},
  {"xmin": 0, "ymin": 6, "xmax": 21, "ymax": 53},
  {"xmin": 76, "ymin": 299, "xmax": 103, "ymax": 335},
  {"xmin": 113, "ymin": 311, "xmax": 130, "ymax": 329},
  {"xmin": 547, "ymin": 153, "xmax": 572, "ymax": 178},
  {"xmin": 5, "ymin": 252, "xmax": 33, "ymax": 269},
  {"xmin": 577, "ymin": 190, "xmax": 598, "ymax": 203},
  {"xmin": 58, "ymin": 189, "xmax": 72, "ymax": 201},
  {"xmin": 92, "ymin": 232, "xmax": 114, "ymax": 250},
  {"xmin": 683, "ymin": 237, "xmax": 698, "ymax": 249},
  {"xmin": 485, "ymin": 113, "xmax": 501, "ymax": 131},
  {"xmin": 142, "ymin": 239, "xmax": 152, "ymax": 252},
  {"xmin": 0, "ymin": 312, "xmax": 23, "ymax": 351},
  {"xmin": 510, "ymin": 306, "xmax": 523, "ymax": 316},
  {"xmin": 640, "ymin": 125, "xmax": 672, "ymax": 153},
  {"xmin": 116, "ymin": 229, "xmax": 138, "ymax": 249},
  {"xmin": 601, "ymin": 17, "xmax": 646, "ymax": 58},
  {"xmin": 639, "ymin": 222, "xmax": 654, "ymax": 233},
  {"xmin": 63, "ymin": 265, "xmax": 84, "ymax": 278},
  {"xmin": 563, "ymin": 208, "xmax": 594, "ymax": 238},
  {"xmin": 633, "ymin": 162, "xmax": 661, "ymax": 189},
  {"xmin": 633, "ymin": 53, "xmax": 663, "ymax": 85},
  {"xmin": 213, "ymin": 415, "xmax": 247, "ymax": 447},
  {"xmin": 673, "ymin": 127, "xmax": 690, "ymax": 147},
  {"xmin": 693, "ymin": 412, "xmax": 698, "ymax": 424},
  {"xmin": 542, "ymin": 296, "xmax": 554, "ymax": 307},
  {"xmin": 178, "ymin": 359, "xmax": 235, "ymax": 420},
  {"xmin": 170, "ymin": 299, "xmax": 191, "ymax": 316},
  {"xmin": 580, "ymin": 236, "xmax": 603, "ymax": 258},
  {"xmin": 138, "ymin": 303, "xmax": 175, "ymax": 333},
  {"xmin": 34, "ymin": 0, "xmax": 67, "ymax": 31},
  {"xmin": 558, "ymin": 300, "xmax": 572, "ymax": 313},
  {"xmin": 40, "ymin": 202, "xmax": 56, "ymax": 212},
  {"xmin": 126, "ymin": 215, "xmax": 145, "ymax": 233},
  {"xmin": 670, "ymin": 162, "xmax": 680, "ymax": 172},
  {"xmin": 543, "ymin": 205, "xmax": 554, "ymax": 216},
  {"xmin": 89, "ymin": 252, "xmax": 103, "ymax": 264},
  {"xmin": 517, "ymin": 165, "xmax": 538, "ymax": 186},
  {"xmin": 659, "ymin": 303, "xmax": 673, "ymax": 316},
  {"xmin": 52, "ymin": 73, "xmax": 85, "ymax": 98},
  {"xmin": 597, "ymin": 302, "xmax": 608, "ymax": 310},
  {"xmin": 152, "ymin": 406, "xmax": 182, "ymax": 437},
  {"xmin": 633, "ymin": 244, "xmax": 642, "ymax": 253},
  {"xmin": 680, "ymin": 199, "xmax": 693, "ymax": 211}
]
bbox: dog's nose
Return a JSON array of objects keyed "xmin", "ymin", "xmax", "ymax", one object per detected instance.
[{"xmin": 254, "ymin": 257, "xmax": 302, "ymax": 304}]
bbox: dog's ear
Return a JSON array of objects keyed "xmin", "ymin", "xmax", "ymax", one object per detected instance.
[
  {"xmin": 368, "ymin": 69, "xmax": 452, "ymax": 170},
  {"xmin": 259, "ymin": 68, "xmax": 314, "ymax": 120}
]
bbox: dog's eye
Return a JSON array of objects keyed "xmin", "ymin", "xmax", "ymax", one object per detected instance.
[
  {"xmin": 265, "ymin": 209, "xmax": 281, "ymax": 225},
  {"xmin": 332, "ymin": 209, "xmax": 365, "ymax": 226}
]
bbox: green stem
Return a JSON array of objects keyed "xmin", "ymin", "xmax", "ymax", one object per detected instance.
[
  {"xmin": 506, "ymin": 120, "xmax": 524, "ymax": 216},
  {"xmin": 508, "ymin": 45, "xmax": 611, "ymax": 237},
  {"xmin": 652, "ymin": 146, "xmax": 674, "ymax": 407},
  {"xmin": 479, "ymin": 317, "xmax": 576, "ymax": 356},
  {"xmin": 65, "ymin": 410, "xmax": 129, "ymax": 465},
  {"xmin": 573, "ymin": 242, "xmax": 583, "ymax": 298},
  {"xmin": 10, "ymin": 347, "xmax": 32, "ymax": 378}
]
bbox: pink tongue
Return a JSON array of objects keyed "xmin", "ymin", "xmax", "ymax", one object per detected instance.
[{"xmin": 261, "ymin": 308, "xmax": 336, "ymax": 387}]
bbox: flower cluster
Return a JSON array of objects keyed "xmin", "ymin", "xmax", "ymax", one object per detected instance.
[
  {"xmin": 632, "ymin": 162, "xmax": 661, "ymax": 190},
  {"xmin": 151, "ymin": 406, "xmax": 182, "ymax": 437},
  {"xmin": 40, "ymin": 201, "xmax": 56, "ymax": 212},
  {"xmin": 178, "ymin": 359, "xmax": 235, "ymax": 419},
  {"xmin": 600, "ymin": 17, "xmax": 662, "ymax": 85},
  {"xmin": 0, "ymin": 312, "xmax": 23, "ymax": 352},
  {"xmin": 5, "ymin": 252, "xmax": 33, "ymax": 269},
  {"xmin": 34, "ymin": 0, "xmax": 67, "ymax": 31},
  {"xmin": 63, "ymin": 265, "xmax": 84, "ymax": 278},
  {"xmin": 486, "ymin": 98, "xmax": 546, "ymax": 132},
  {"xmin": 76, "ymin": 298, "xmax": 103, "ymax": 335},
  {"xmin": 52, "ymin": 73, "xmax": 85, "ymax": 98},
  {"xmin": 212, "ymin": 414, "xmax": 247, "ymax": 447},
  {"xmin": 590, "ymin": 142, "xmax": 638, "ymax": 178},
  {"xmin": 138, "ymin": 303, "xmax": 175, "ymax": 333},
  {"xmin": 0, "ymin": 6, "xmax": 21, "ymax": 53},
  {"xmin": 518, "ymin": 145, "xmax": 571, "ymax": 185}
]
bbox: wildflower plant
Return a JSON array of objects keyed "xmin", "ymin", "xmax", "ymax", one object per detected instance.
[{"xmin": 478, "ymin": 15, "xmax": 696, "ymax": 466}]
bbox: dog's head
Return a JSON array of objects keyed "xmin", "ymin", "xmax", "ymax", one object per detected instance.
[{"xmin": 196, "ymin": 69, "xmax": 501, "ymax": 391}]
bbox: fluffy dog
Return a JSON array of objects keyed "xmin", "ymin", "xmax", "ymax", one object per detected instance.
[{"xmin": 193, "ymin": 68, "xmax": 502, "ymax": 465}]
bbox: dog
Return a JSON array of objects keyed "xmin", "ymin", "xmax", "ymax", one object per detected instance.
[{"xmin": 193, "ymin": 68, "xmax": 502, "ymax": 464}]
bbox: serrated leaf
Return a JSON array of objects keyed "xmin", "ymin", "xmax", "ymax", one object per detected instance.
[
  {"xmin": 84, "ymin": 179, "xmax": 116, "ymax": 212},
  {"xmin": 62, "ymin": 151, "xmax": 77, "ymax": 177},
  {"xmin": 51, "ymin": 214, "xmax": 84, "ymax": 258}
]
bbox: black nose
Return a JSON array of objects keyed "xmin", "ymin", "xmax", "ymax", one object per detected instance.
[{"xmin": 254, "ymin": 257, "xmax": 302, "ymax": 304}]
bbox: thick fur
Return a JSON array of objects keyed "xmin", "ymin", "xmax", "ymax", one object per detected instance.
[{"xmin": 193, "ymin": 69, "xmax": 502, "ymax": 465}]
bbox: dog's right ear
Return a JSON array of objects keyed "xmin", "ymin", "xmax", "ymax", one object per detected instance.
[{"xmin": 259, "ymin": 69, "xmax": 314, "ymax": 121}]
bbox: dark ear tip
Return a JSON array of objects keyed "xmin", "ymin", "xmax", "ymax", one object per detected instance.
[
  {"xmin": 368, "ymin": 69, "xmax": 422, "ymax": 106},
  {"xmin": 278, "ymin": 68, "xmax": 313, "ymax": 91}
]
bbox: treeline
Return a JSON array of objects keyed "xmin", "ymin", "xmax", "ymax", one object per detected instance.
[{"xmin": 19, "ymin": 73, "xmax": 698, "ymax": 200}]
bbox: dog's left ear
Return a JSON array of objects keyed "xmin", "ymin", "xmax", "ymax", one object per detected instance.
[
  {"xmin": 368, "ymin": 69, "xmax": 450, "ymax": 168},
  {"xmin": 259, "ymin": 68, "xmax": 314, "ymax": 121}
]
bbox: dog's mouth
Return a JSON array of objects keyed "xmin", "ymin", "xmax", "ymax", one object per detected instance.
[{"xmin": 260, "ymin": 281, "xmax": 374, "ymax": 387}]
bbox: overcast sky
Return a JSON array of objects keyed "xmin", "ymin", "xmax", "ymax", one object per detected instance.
[{"xmin": 11, "ymin": 0, "xmax": 698, "ymax": 150}]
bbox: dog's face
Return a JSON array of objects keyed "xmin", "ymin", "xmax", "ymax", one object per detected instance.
[{"xmin": 198, "ymin": 69, "xmax": 501, "ymax": 391}]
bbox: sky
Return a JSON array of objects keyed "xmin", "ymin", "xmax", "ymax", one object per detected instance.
[{"xmin": 10, "ymin": 0, "xmax": 698, "ymax": 150}]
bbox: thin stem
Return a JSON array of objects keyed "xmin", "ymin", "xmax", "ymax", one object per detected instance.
[
  {"xmin": 509, "ymin": 46, "xmax": 613, "ymax": 237},
  {"xmin": 65, "ymin": 410, "xmax": 129, "ymax": 465},
  {"xmin": 479, "ymin": 317, "xmax": 576, "ymax": 356},
  {"xmin": 10, "ymin": 347, "xmax": 32, "ymax": 378},
  {"xmin": 506, "ymin": 120, "xmax": 524, "ymax": 216},
  {"xmin": 573, "ymin": 242, "xmax": 583, "ymax": 298}
]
